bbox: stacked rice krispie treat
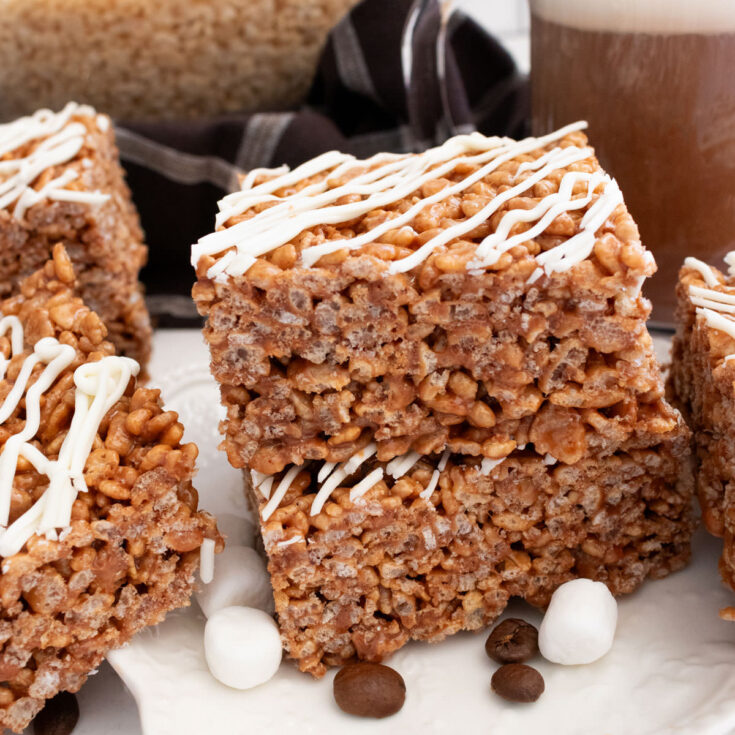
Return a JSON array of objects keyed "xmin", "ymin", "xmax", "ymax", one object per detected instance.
[
  {"xmin": 0, "ymin": 102, "xmax": 151, "ymax": 368},
  {"xmin": 0, "ymin": 245, "xmax": 219, "ymax": 733},
  {"xmin": 669, "ymin": 254, "xmax": 735, "ymax": 602},
  {"xmin": 192, "ymin": 123, "xmax": 694, "ymax": 676}
]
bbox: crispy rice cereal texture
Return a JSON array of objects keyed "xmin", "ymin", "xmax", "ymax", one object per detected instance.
[
  {"xmin": 669, "ymin": 257, "xmax": 735, "ymax": 602},
  {"xmin": 0, "ymin": 0, "xmax": 358, "ymax": 121},
  {"xmin": 0, "ymin": 246, "xmax": 220, "ymax": 733},
  {"xmin": 193, "ymin": 126, "xmax": 694, "ymax": 676},
  {"xmin": 0, "ymin": 104, "xmax": 151, "ymax": 369}
]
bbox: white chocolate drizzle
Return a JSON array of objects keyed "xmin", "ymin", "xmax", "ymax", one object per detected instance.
[
  {"xmin": 256, "ymin": 444, "xmax": 437, "ymax": 521},
  {"xmin": 309, "ymin": 442, "xmax": 378, "ymax": 516},
  {"xmin": 690, "ymin": 284, "xmax": 735, "ymax": 314},
  {"xmin": 419, "ymin": 449, "xmax": 450, "ymax": 501},
  {"xmin": 480, "ymin": 457, "xmax": 506, "ymax": 476},
  {"xmin": 0, "ymin": 316, "xmax": 24, "ymax": 379},
  {"xmin": 193, "ymin": 121, "xmax": 627, "ymax": 283},
  {"xmin": 348, "ymin": 468, "xmax": 385, "ymax": 502},
  {"xmin": 696, "ymin": 307, "xmax": 735, "ymax": 342},
  {"xmin": 0, "ymin": 102, "xmax": 110, "ymax": 219},
  {"xmin": 254, "ymin": 438, "xmax": 568, "ymax": 521},
  {"xmin": 317, "ymin": 461, "xmax": 337, "ymax": 483},
  {"xmin": 261, "ymin": 464, "xmax": 303, "ymax": 521},
  {"xmin": 249, "ymin": 469, "xmax": 268, "ymax": 490},
  {"xmin": 259, "ymin": 476, "xmax": 275, "ymax": 498},
  {"xmin": 686, "ymin": 253, "xmax": 735, "ymax": 355},
  {"xmin": 725, "ymin": 252, "xmax": 735, "ymax": 278},
  {"xmin": 96, "ymin": 114, "xmax": 110, "ymax": 133},
  {"xmin": 684, "ymin": 257, "xmax": 720, "ymax": 288},
  {"xmin": 250, "ymin": 469, "xmax": 275, "ymax": 499},
  {"xmin": 276, "ymin": 535, "xmax": 302, "ymax": 548},
  {"xmin": 200, "ymin": 537, "xmax": 216, "ymax": 584},
  {"xmin": 0, "ymin": 322, "xmax": 139, "ymax": 558},
  {"xmin": 385, "ymin": 450, "xmax": 421, "ymax": 479}
]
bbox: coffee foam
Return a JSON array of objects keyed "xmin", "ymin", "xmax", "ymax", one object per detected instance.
[{"xmin": 530, "ymin": 0, "xmax": 735, "ymax": 34}]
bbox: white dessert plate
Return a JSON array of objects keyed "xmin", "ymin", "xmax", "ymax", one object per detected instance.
[{"xmin": 60, "ymin": 330, "xmax": 735, "ymax": 735}]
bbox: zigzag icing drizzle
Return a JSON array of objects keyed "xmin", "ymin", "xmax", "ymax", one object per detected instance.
[
  {"xmin": 684, "ymin": 256, "xmax": 735, "ymax": 345},
  {"xmin": 0, "ymin": 101, "xmax": 110, "ymax": 219},
  {"xmin": 0, "ymin": 318, "xmax": 139, "ymax": 558},
  {"xmin": 192, "ymin": 121, "xmax": 626, "ymax": 282}
]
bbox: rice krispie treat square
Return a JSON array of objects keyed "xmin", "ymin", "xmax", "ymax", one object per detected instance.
[
  {"xmin": 193, "ymin": 123, "xmax": 693, "ymax": 675},
  {"xmin": 0, "ymin": 245, "xmax": 219, "ymax": 732},
  {"xmin": 669, "ymin": 254, "xmax": 735, "ymax": 604},
  {"xmin": 0, "ymin": 102, "xmax": 151, "ymax": 368}
]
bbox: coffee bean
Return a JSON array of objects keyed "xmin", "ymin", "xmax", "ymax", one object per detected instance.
[
  {"xmin": 333, "ymin": 662, "xmax": 405, "ymax": 718},
  {"xmin": 33, "ymin": 691, "xmax": 79, "ymax": 735},
  {"xmin": 485, "ymin": 617, "xmax": 539, "ymax": 663},
  {"xmin": 491, "ymin": 663, "xmax": 545, "ymax": 703}
]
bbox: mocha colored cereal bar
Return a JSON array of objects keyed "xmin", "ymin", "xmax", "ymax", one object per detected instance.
[
  {"xmin": 0, "ymin": 103, "xmax": 151, "ymax": 368},
  {"xmin": 0, "ymin": 246, "xmax": 219, "ymax": 732},
  {"xmin": 193, "ymin": 123, "xmax": 693, "ymax": 676},
  {"xmin": 669, "ymin": 254, "xmax": 735, "ymax": 606}
]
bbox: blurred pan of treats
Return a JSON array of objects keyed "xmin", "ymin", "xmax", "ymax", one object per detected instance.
[{"xmin": 0, "ymin": 0, "xmax": 360, "ymax": 122}]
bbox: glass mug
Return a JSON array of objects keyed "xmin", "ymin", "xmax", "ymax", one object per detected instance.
[{"xmin": 530, "ymin": 0, "xmax": 735, "ymax": 326}]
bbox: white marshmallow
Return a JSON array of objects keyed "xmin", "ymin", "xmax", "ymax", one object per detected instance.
[
  {"xmin": 204, "ymin": 606, "xmax": 282, "ymax": 689},
  {"xmin": 196, "ymin": 545, "xmax": 274, "ymax": 618},
  {"xmin": 538, "ymin": 578, "xmax": 618, "ymax": 665}
]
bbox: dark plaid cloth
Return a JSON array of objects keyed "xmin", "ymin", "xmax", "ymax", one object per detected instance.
[{"xmin": 118, "ymin": 0, "xmax": 529, "ymax": 322}]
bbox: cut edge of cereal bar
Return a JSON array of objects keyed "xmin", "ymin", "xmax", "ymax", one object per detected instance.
[{"xmin": 0, "ymin": 244, "xmax": 220, "ymax": 733}]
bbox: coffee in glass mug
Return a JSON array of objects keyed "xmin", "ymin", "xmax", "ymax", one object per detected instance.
[{"xmin": 530, "ymin": 0, "xmax": 735, "ymax": 325}]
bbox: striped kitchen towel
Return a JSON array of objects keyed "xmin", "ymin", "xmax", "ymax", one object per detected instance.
[{"xmin": 118, "ymin": 0, "xmax": 528, "ymax": 319}]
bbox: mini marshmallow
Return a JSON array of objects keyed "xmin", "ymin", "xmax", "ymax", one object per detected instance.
[
  {"xmin": 196, "ymin": 545, "xmax": 274, "ymax": 618},
  {"xmin": 204, "ymin": 606, "xmax": 282, "ymax": 689},
  {"xmin": 538, "ymin": 578, "xmax": 618, "ymax": 665}
]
